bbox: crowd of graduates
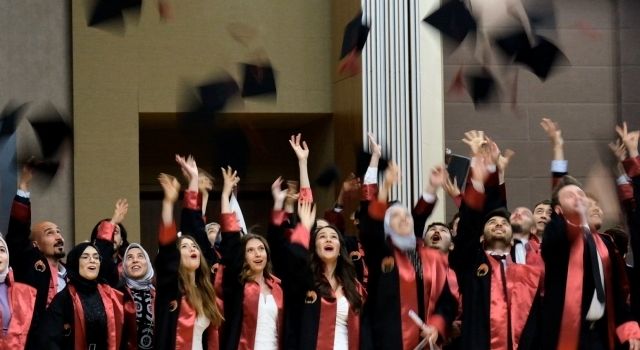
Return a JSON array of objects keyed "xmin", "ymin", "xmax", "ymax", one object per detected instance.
[{"xmin": 2, "ymin": 118, "xmax": 640, "ymax": 350}]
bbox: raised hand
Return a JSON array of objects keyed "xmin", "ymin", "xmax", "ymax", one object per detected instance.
[
  {"xmin": 368, "ymin": 132, "xmax": 382, "ymax": 159},
  {"xmin": 298, "ymin": 200, "xmax": 317, "ymax": 231},
  {"xmin": 540, "ymin": 117, "xmax": 563, "ymax": 148},
  {"xmin": 426, "ymin": 165, "xmax": 447, "ymax": 195},
  {"xmin": 175, "ymin": 154, "xmax": 199, "ymax": 182},
  {"xmin": 462, "ymin": 130, "xmax": 487, "ymax": 156},
  {"xmin": 111, "ymin": 198, "xmax": 128, "ymax": 225},
  {"xmin": 289, "ymin": 133, "xmax": 309, "ymax": 161},
  {"xmin": 18, "ymin": 163, "xmax": 34, "ymax": 192},
  {"xmin": 443, "ymin": 175, "xmax": 461, "ymax": 199},
  {"xmin": 271, "ymin": 177, "xmax": 287, "ymax": 209},
  {"xmin": 609, "ymin": 139, "xmax": 628, "ymax": 162},
  {"xmin": 470, "ymin": 155, "xmax": 490, "ymax": 186},
  {"xmin": 383, "ymin": 161, "xmax": 401, "ymax": 189},
  {"xmin": 221, "ymin": 166, "xmax": 240, "ymax": 197},
  {"xmin": 616, "ymin": 122, "xmax": 640, "ymax": 158},
  {"xmin": 158, "ymin": 173, "xmax": 180, "ymax": 203}
]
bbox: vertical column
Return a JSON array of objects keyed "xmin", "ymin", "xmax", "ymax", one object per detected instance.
[{"xmin": 362, "ymin": 0, "xmax": 444, "ymax": 222}]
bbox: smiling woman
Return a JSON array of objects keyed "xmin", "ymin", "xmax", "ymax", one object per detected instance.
[
  {"xmin": 39, "ymin": 242, "xmax": 124, "ymax": 350},
  {"xmin": 218, "ymin": 166, "xmax": 283, "ymax": 350}
]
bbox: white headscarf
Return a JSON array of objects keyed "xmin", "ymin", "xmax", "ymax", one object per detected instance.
[
  {"xmin": 122, "ymin": 243, "xmax": 154, "ymax": 290},
  {"xmin": 0, "ymin": 236, "xmax": 9, "ymax": 283},
  {"xmin": 383, "ymin": 203, "xmax": 416, "ymax": 252}
]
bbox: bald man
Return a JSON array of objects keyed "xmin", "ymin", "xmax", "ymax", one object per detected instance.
[{"xmin": 5, "ymin": 166, "xmax": 66, "ymax": 350}]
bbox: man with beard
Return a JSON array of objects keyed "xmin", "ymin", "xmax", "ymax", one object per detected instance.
[
  {"xmin": 424, "ymin": 223, "xmax": 454, "ymax": 254},
  {"xmin": 5, "ymin": 165, "xmax": 66, "ymax": 350},
  {"xmin": 541, "ymin": 173, "xmax": 640, "ymax": 349},
  {"xmin": 509, "ymin": 207, "xmax": 542, "ymax": 267},
  {"xmin": 449, "ymin": 133, "xmax": 544, "ymax": 350}
]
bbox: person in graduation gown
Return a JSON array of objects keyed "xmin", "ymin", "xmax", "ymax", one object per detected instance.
[
  {"xmin": 154, "ymin": 157, "xmax": 223, "ymax": 350},
  {"xmin": 120, "ymin": 243, "xmax": 155, "ymax": 350},
  {"xmin": 217, "ymin": 166, "xmax": 284, "ymax": 350},
  {"xmin": 0, "ymin": 235, "xmax": 38, "ymax": 349},
  {"xmin": 541, "ymin": 121, "xmax": 640, "ymax": 350},
  {"xmin": 358, "ymin": 135, "xmax": 457, "ymax": 350},
  {"xmin": 446, "ymin": 132, "xmax": 544, "ymax": 350},
  {"xmin": 542, "ymin": 173, "xmax": 640, "ymax": 348},
  {"xmin": 40, "ymin": 242, "xmax": 124, "ymax": 350},
  {"xmin": 6, "ymin": 165, "xmax": 68, "ymax": 349}
]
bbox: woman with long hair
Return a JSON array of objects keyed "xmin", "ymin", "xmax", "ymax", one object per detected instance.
[
  {"xmin": 0, "ymin": 235, "xmax": 38, "ymax": 349},
  {"xmin": 218, "ymin": 166, "xmax": 283, "ymax": 350},
  {"xmin": 295, "ymin": 201, "xmax": 365, "ymax": 350},
  {"xmin": 40, "ymin": 241, "xmax": 124, "ymax": 350},
  {"xmin": 266, "ymin": 134, "xmax": 366, "ymax": 349},
  {"xmin": 154, "ymin": 157, "xmax": 223, "ymax": 350}
]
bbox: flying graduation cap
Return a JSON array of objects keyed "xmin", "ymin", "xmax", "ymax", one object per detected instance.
[
  {"xmin": 422, "ymin": 0, "xmax": 477, "ymax": 44},
  {"xmin": 0, "ymin": 102, "xmax": 28, "ymax": 138},
  {"xmin": 241, "ymin": 63, "xmax": 277, "ymax": 98},
  {"xmin": 340, "ymin": 12, "xmax": 370, "ymax": 59},
  {"xmin": 29, "ymin": 106, "xmax": 72, "ymax": 159},
  {"xmin": 495, "ymin": 31, "xmax": 568, "ymax": 80},
  {"xmin": 315, "ymin": 165, "xmax": 341, "ymax": 188},
  {"xmin": 88, "ymin": 0, "xmax": 142, "ymax": 29},
  {"xmin": 466, "ymin": 68, "xmax": 497, "ymax": 106},
  {"xmin": 198, "ymin": 75, "xmax": 240, "ymax": 114}
]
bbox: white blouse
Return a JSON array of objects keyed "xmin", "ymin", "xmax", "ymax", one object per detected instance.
[
  {"xmin": 254, "ymin": 293, "xmax": 279, "ymax": 350},
  {"xmin": 333, "ymin": 296, "xmax": 349, "ymax": 350},
  {"xmin": 191, "ymin": 314, "xmax": 211, "ymax": 350}
]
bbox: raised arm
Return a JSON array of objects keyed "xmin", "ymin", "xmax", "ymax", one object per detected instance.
[
  {"xmin": 158, "ymin": 173, "xmax": 180, "ymax": 246},
  {"xmin": 177, "ymin": 155, "xmax": 217, "ymax": 264},
  {"xmin": 6, "ymin": 165, "xmax": 35, "ymax": 275},
  {"xmin": 412, "ymin": 165, "xmax": 446, "ymax": 238},
  {"xmin": 540, "ymin": 117, "xmax": 567, "ymax": 188},
  {"xmin": 93, "ymin": 198, "xmax": 128, "ymax": 286},
  {"xmin": 289, "ymin": 133, "xmax": 313, "ymax": 203},
  {"xmin": 449, "ymin": 132, "xmax": 491, "ymax": 275}
]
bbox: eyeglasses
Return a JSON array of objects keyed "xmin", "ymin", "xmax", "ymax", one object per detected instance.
[{"xmin": 79, "ymin": 254, "xmax": 101, "ymax": 262}]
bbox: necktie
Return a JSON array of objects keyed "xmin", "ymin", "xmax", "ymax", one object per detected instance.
[{"xmin": 583, "ymin": 227, "xmax": 605, "ymax": 303}]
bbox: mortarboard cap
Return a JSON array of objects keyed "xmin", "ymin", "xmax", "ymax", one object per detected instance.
[
  {"xmin": 26, "ymin": 158, "xmax": 60, "ymax": 183},
  {"xmin": 88, "ymin": 0, "xmax": 142, "ymax": 30},
  {"xmin": 466, "ymin": 69, "xmax": 497, "ymax": 106},
  {"xmin": 198, "ymin": 77, "xmax": 240, "ymax": 114},
  {"xmin": 423, "ymin": 0, "xmax": 477, "ymax": 44},
  {"xmin": 340, "ymin": 12, "xmax": 370, "ymax": 59},
  {"xmin": 315, "ymin": 165, "xmax": 341, "ymax": 188},
  {"xmin": 495, "ymin": 31, "xmax": 567, "ymax": 80},
  {"xmin": 29, "ymin": 107, "xmax": 72, "ymax": 159},
  {"xmin": 241, "ymin": 63, "xmax": 277, "ymax": 98},
  {"xmin": 0, "ymin": 102, "xmax": 28, "ymax": 138}
]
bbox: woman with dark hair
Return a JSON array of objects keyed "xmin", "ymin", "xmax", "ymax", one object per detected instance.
[
  {"xmin": 293, "ymin": 201, "xmax": 365, "ymax": 350},
  {"xmin": 120, "ymin": 242, "xmax": 155, "ymax": 350},
  {"xmin": 40, "ymin": 241, "xmax": 124, "ymax": 350},
  {"xmin": 154, "ymin": 156, "xmax": 223, "ymax": 350},
  {"xmin": 0, "ymin": 235, "xmax": 38, "ymax": 349},
  {"xmin": 267, "ymin": 134, "xmax": 366, "ymax": 349},
  {"xmin": 218, "ymin": 166, "xmax": 283, "ymax": 350}
]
